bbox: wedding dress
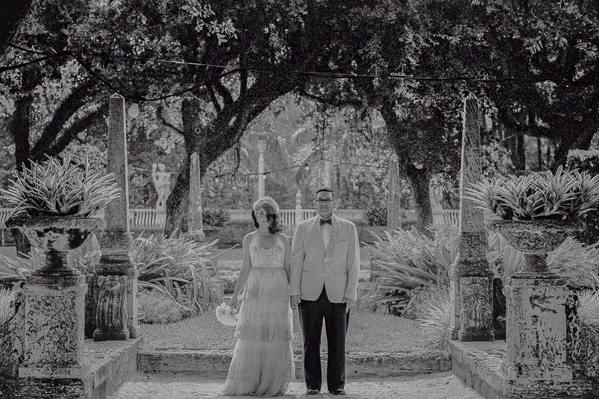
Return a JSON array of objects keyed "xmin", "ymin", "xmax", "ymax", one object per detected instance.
[{"xmin": 222, "ymin": 243, "xmax": 295, "ymax": 396}]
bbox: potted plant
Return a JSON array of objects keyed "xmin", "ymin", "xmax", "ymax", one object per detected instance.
[
  {"xmin": 0, "ymin": 154, "xmax": 119, "ymax": 277},
  {"xmin": 466, "ymin": 166, "xmax": 599, "ymax": 274}
]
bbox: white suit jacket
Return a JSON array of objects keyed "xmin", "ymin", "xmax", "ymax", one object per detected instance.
[{"xmin": 290, "ymin": 214, "xmax": 360, "ymax": 303}]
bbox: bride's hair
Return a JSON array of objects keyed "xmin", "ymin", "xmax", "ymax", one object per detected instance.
[{"xmin": 251, "ymin": 209, "xmax": 282, "ymax": 234}]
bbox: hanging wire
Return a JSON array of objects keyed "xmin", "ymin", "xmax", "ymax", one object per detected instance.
[{"xmin": 2, "ymin": 43, "xmax": 556, "ymax": 102}]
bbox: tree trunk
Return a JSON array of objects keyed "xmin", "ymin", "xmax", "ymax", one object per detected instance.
[{"xmin": 404, "ymin": 165, "xmax": 433, "ymax": 237}]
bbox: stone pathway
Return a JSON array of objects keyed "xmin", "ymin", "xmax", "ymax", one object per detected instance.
[{"xmin": 108, "ymin": 371, "xmax": 483, "ymax": 399}]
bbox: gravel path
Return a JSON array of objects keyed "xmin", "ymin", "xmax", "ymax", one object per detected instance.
[{"xmin": 108, "ymin": 371, "xmax": 483, "ymax": 399}]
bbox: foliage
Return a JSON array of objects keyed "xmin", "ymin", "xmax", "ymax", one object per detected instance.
[
  {"xmin": 0, "ymin": 155, "xmax": 119, "ymax": 217},
  {"xmin": 0, "ymin": 288, "xmax": 15, "ymax": 324},
  {"xmin": 361, "ymin": 226, "xmax": 455, "ymax": 316},
  {"xmin": 417, "ymin": 295, "xmax": 451, "ymax": 350},
  {"xmin": 466, "ymin": 167, "xmax": 599, "ymax": 221},
  {"xmin": 567, "ymin": 150, "xmax": 599, "ymax": 245},
  {"xmin": 0, "ymin": 252, "xmax": 34, "ymax": 284},
  {"xmin": 488, "ymin": 234, "xmax": 599, "ymax": 290},
  {"xmin": 577, "ymin": 290, "xmax": 599, "ymax": 333},
  {"xmin": 202, "ymin": 208, "xmax": 230, "ymax": 227},
  {"xmin": 366, "ymin": 206, "xmax": 387, "ymax": 226},
  {"xmin": 132, "ymin": 233, "xmax": 222, "ymax": 315},
  {"xmin": 137, "ymin": 289, "xmax": 191, "ymax": 325}
]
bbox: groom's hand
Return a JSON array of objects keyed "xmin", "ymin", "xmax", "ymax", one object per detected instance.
[
  {"xmin": 345, "ymin": 298, "xmax": 357, "ymax": 313},
  {"xmin": 290, "ymin": 295, "xmax": 300, "ymax": 308}
]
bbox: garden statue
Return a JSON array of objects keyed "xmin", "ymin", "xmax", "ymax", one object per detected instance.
[{"xmin": 152, "ymin": 163, "xmax": 171, "ymax": 211}]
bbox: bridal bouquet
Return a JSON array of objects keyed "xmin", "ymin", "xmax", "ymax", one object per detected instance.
[{"xmin": 215, "ymin": 303, "xmax": 239, "ymax": 326}]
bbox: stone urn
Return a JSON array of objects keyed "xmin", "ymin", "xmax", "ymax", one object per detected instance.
[
  {"xmin": 487, "ymin": 219, "xmax": 582, "ymax": 276},
  {"xmin": 6, "ymin": 215, "xmax": 105, "ymax": 277}
]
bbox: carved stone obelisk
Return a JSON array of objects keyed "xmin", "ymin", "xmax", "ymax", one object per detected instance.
[
  {"xmin": 387, "ymin": 154, "xmax": 401, "ymax": 230},
  {"xmin": 188, "ymin": 152, "xmax": 205, "ymax": 242},
  {"xmin": 448, "ymin": 93, "xmax": 494, "ymax": 341},
  {"xmin": 94, "ymin": 94, "xmax": 139, "ymax": 340}
]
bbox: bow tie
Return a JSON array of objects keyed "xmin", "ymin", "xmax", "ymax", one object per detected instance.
[{"xmin": 320, "ymin": 218, "xmax": 332, "ymax": 226}]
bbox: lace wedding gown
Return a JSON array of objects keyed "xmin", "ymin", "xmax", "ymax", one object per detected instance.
[{"xmin": 222, "ymin": 243, "xmax": 295, "ymax": 397}]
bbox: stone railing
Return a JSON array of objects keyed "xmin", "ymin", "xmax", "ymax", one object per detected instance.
[{"xmin": 0, "ymin": 208, "xmax": 462, "ymax": 242}]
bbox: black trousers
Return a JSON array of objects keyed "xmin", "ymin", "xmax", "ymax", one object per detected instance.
[{"xmin": 298, "ymin": 287, "xmax": 350, "ymax": 392}]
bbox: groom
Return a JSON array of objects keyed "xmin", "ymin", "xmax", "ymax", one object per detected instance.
[{"xmin": 290, "ymin": 187, "xmax": 360, "ymax": 396}]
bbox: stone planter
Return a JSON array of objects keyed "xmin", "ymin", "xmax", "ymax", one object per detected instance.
[
  {"xmin": 487, "ymin": 219, "xmax": 582, "ymax": 382},
  {"xmin": 4, "ymin": 215, "xmax": 105, "ymax": 379},
  {"xmin": 5, "ymin": 216, "xmax": 105, "ymax": 277},
  {"xmin": 487, "ymin": 219, "xmax": 581, "ymax": 275}
]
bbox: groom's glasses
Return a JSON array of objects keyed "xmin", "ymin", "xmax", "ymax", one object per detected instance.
[{"xmin": 315, "ymin": 199, "xmax": 334, "ymax": 203}]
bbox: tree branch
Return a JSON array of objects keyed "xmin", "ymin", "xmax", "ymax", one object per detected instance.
[{"xmin": 41, "ymin": 104, "xmax": 109, "ymax": 159}]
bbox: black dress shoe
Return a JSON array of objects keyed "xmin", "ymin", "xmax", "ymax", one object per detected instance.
[
  {"xmin": 306, "ymin": 388, "xmax": 320, "ymax": 395},
  {"xmin": 329, "ymin": 389, "xmax": 346, "ymax": 395}
]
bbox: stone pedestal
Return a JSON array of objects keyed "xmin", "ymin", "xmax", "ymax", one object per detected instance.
[
  {"xmin": 449, "ymin": 232, "xmax": 495, "ymax": 341},
  {"xmin": 503, "ymin": 274, "xmax": 572, "ymax": 381},
  {"xmin": 95, "ymin": 241, "xmax": 139, "ymax": 340},
  {"xmin": 93, "ymin": 275, "xmax": 129, "ymax": 341},
  {"xmin": 19, "ymin": 275, "xmax": 88, "ymax": 379}
]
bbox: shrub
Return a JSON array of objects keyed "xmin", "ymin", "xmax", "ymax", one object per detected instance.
[
  {"xmin": 203, "ymin": 209, "xmax": 230, "ymax": 227},
  {"xmin": 0, "ymin": 154, "xmax": 119, "ymax": 217},
  {"xmin": 417, "ymin": 296, "xmax": 451, "ymax": 350},
  {"xmin": 366, "ymin": 206, "xmax": 387, "ymax": 226},
  {"xmin": 132, "ymin": 233, "xmax": 222, "ymax": 315},
  {"xmin": 577, "ymin": 290, "xmax": 599, "ymax": 333},
  {"xmin": 137, "ymin": 289, "xmax": 191, "ymax": 324},
  {"xmin": 488, "ymin": 234, "xmax": 599, "ymax": 290},
  {"xmin": 361, "ymin": 226, "xmax": 455, "ymax": 316},
  {"xmin": 466, "ymin": 166, "xmax": 599, "ymax": 221},
  {"xmin": 0, "ymin": 288, "xmax": 15, "ymax": 324}
]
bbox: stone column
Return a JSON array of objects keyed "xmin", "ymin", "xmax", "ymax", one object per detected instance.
[
  {"xmin": 257, "ymin": 140, "xmax": 267, "ymax": 198},
  {"xmin": 188, "ymin": 152, "xmax": 205, "ymax": 242},
  {"xmin": 387, "ymin": 154, "xmax": 401, "ymax": 230},
  {"xmin": 95, "ymin": 94, "xmax": 139, "ymax": 340},
  {"xmin": 448, "ymin": 93, "xmax": 494, "ymax": 342}
]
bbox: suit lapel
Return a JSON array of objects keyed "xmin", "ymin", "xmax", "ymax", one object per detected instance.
[
  {"xmin": 325, "ymin": 214, "xmax": 341, "ymax": 256},
  {"xmin": 310, "ymin": 217, "xmax": 326, "ymax": 254}
]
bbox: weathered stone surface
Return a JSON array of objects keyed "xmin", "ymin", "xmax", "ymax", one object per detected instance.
[
  {"xmin": 137, "ymin": 349, "xmax": 451, "ymax": 379},
  {"xmin": 487, "ymin": 220, "xmax": 581, "ymax": 255},
  {"xmin": 0, "ymin": 338, "xmax": 140, "ymax": 399},
  {"xmin": 19, "ymin": 281, "xmax": 87, "ymax": 379},
  {"xmin": 188, "ymin": 152, "xmax": 205, "ymax": 242},
  {"xmin": 105, "ymin": 94, "xmax": 131, "ymax": 231},
  {"xmin": 449, "ymin": 94, "xmax": 494, "ymax": 342},
  {"xmin": 449, "ymin": 340, "xmax": 595, "ymax": 399},
  {"xmin": 387, "ymin": 154, "xmax": 401, "ymax": 230},
  {"xmin": 504, "ymin": 277, "xmax": 571, "ymax": 381},
  {"xmin": 93, "ymin": 275, "xmax": 128, "ymax": 341},
  {"xmin": 567, "ymin": 292, "xmax": 599, "ymax": 383},
  {"xmin": 0, "ymin": 289, "xmax": 24, "ymax": 379},
  {"xmin": 97, "ymin": 94, "xmax": 139, "ymax": 340},
  {"xmin": 459, "ymin": 276, "xmax": 493, "ymax": 341}
]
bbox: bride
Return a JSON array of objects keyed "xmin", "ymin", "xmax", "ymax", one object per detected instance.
[{"xmin": 222, "ymin": 196, "xmax": 295, "ymax": 397}]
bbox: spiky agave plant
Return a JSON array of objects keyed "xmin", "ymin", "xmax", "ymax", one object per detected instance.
[
  {"xmin": 0, "ymin": 154, "xmax": 119, "ymax": 217},
  {"xmin": 466, "ymin": 166, "xmax": 599, "ymax": 221}
]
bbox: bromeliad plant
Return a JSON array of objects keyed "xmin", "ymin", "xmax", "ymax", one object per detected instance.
[
  {"xmin": 0, "ymin": 154, "xmax": 120, "ymax": 217},
  {"xmin": 466, "ymin": 166, "xmax": 599, "ymax": 221}
]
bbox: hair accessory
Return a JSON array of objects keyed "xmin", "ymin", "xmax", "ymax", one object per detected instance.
[{"xmin": 253, "ymin": 196, "xmax": 280, "ymax": 215}]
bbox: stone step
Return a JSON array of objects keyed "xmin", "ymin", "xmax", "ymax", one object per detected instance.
[{"xmin": 137, "ymin": 349, "xmax": 451, "ymax": 379}]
